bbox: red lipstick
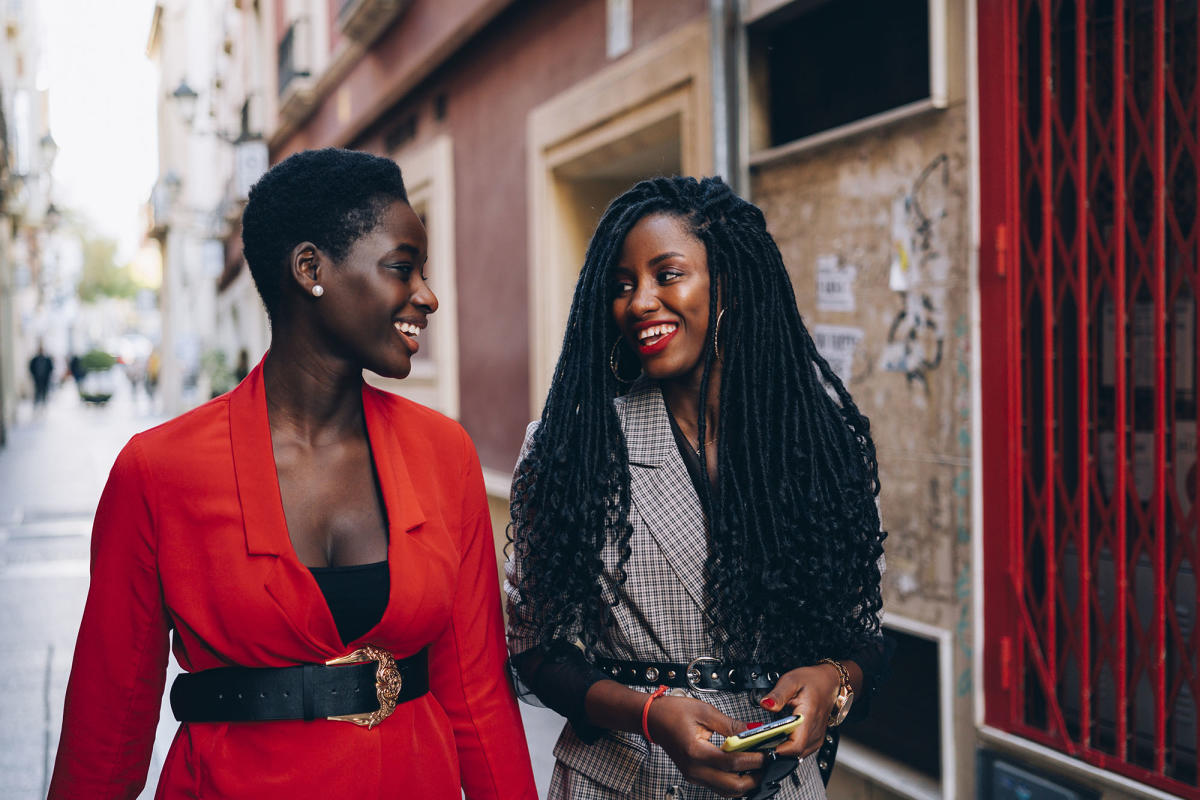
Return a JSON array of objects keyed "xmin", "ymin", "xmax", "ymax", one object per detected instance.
[
  {"xmin": 633, "ymin": 320, "xmax": 679, "ymax": 356},
  {"xmin": 637, "ymin": 328, "xmax": 677, "ymax": 355}
]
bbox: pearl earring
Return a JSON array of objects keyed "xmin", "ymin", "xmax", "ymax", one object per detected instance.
[{"xmin": 311, "ymin": 285, "xmax": 324, "ymax": 297}]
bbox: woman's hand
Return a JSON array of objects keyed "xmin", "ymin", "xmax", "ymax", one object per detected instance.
[
  {"xmin": 757, "ymin": 664, "xmax": 841, "ymax": 758},
  {"xmin": 645, "ymin": 694, "xmax": 766, "ymax": 797}
]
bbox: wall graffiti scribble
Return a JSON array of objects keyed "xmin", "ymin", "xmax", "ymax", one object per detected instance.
[{"xmin": 881, "ymin": 154, "xmax": 950, "ymax": 390}]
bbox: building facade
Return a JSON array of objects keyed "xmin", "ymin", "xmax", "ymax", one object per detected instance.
[
  {"xmin": 147, "ymin": 0, "xmax": 270, "ymax": 414},
  {"xmin": 164, "ymin": 1, "xmax": 1198, "ymax": 798},
  {"xmin": 0, "ymin": 0, "xmax": 58, "ymax": 442}
]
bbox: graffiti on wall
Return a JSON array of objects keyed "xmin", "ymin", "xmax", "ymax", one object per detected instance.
[{"xmin": 881, "ymin": 154, "xmax": 951, "ymax": 391}]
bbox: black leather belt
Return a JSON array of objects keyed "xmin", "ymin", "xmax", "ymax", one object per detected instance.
[
  {"xmin": 171, "ymin": 645, "xmax": 428, "ymax": 728},
  {"xmin": 594, "ymin": 656, "xmax": 783, "ymax": 692}
]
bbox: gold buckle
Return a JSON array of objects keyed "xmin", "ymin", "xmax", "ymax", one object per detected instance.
[{"xmin": 324, "ymin": 644, "xmax": 402, "ymax": 729}]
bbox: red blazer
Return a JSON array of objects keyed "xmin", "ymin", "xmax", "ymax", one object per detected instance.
[{"xmin": 49, "ymin": 364, "xmax": 537, "ymax": 799}]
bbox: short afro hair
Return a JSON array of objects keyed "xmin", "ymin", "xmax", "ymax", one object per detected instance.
[{"xmin": 241, "ymin": 147, "xmax": 409, "ymax": 320}]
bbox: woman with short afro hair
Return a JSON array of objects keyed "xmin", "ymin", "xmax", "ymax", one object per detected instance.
[
  {"xmin": 50, "ymin": 148, "xmax": 537, "ymax": 800},
  {"xmin": 506, "ymin": 176, "xmax": 887, "ymax": 800}
]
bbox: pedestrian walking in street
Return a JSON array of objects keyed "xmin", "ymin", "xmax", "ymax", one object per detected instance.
[
  {"xmin": 67, "ymin": 353, "xmax": 87, "ymax": 386},
  {"xmin": 49, "ymin": 148, "xmax": 538, "ymax": 800},
  {"xmin": 506, "ymin": 177, "xmax": 888, "ymax": 800},
  {"xmin": 28, "ymin": 345, "xmax": 53, "ymax": 408}
]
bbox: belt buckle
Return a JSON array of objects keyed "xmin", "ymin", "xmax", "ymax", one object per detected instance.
[
  {"xmin": 685, "ymin": 656, "xmax": 722, "ymax": 692},
  {"xmin": 325, "ymin": 644, "xmax": 402, "ymax": 729}
]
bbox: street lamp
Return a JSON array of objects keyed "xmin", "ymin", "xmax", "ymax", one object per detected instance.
[
  {"xmin": 163, "ymin": 169, "xmax": 182, "ymax": 200},
  {"xmin": 168, "ymin": 83, "xmax": 267, "ymax": 201},
  {"xmin": 38, "ymin": 133, "xmax": 58, "ymax": 170},
  {"xmin": 170, "ymin": 79, "xmax": 200, "ymax": 126}
]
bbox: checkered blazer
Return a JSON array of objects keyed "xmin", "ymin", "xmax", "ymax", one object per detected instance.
[{"xmin": 506, "ymin": 380, "xmax": 826, "ymax": 800}]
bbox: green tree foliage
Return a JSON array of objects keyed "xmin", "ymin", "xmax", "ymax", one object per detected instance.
[{"xmin": 76, "ymin": 234, "xmax": 138, "ymax": 302}]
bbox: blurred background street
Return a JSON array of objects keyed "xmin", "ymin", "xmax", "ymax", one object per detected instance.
[{"xmin": 0, "ymin": 382, "xmax": 164, "ymax": 799}]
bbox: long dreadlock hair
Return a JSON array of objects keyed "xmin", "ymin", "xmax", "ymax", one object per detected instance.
[{"xmin": 509, "ymin": 176, "xmax": 885, "ymax": 666}]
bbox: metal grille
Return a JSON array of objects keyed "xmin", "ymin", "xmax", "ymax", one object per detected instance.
[{"xmin": 979, "ymin": 1, "xmax": 1200, "ymax": 796}]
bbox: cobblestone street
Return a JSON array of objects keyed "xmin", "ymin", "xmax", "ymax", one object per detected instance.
[{"xmin": 0, "ymin": 382, "xmax": 559, "ymax": 798}]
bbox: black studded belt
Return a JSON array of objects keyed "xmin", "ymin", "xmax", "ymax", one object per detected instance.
[
  {"xmin": 170, "ymin": 645, "xmax": 428, "ymax": 729},
  {"xmin": 593, "ymin": 656, "xmax": 784, "ymax": 692}
]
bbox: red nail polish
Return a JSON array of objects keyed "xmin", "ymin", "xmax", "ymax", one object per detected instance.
[
  {"xmin": 762, "ymin": 698, "xmax": 777, "ymax": 709},
  {"xmin": 746, "ymin": 721, "xmax": 763, "ymax": 729}
]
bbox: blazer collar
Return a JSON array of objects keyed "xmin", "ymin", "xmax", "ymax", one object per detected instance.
[
  {"xmin": 361, "ymin": 384, "xmax": 427, "ymax": 535},
  {"xmin": 616, "ymin": 378, "xmax": 679, "ymax": 468},
  {"xmin": 227, "ymin": 361, "xmax": 427, "ymax": 558},
  {"xmin": 616, "ymin": 379, "xmax": 710, "ymax": 613},
  {"xmin": 228, "ymin": 361, "xmax": 287, "ymax": 557}
]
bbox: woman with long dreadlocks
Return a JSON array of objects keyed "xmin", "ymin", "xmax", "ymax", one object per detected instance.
[{"xmin": 506, "ymin": 176, "xmax": 887, "ymax": 800}]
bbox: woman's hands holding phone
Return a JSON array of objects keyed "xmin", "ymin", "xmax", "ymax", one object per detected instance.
[
  {"xmin": 643, "ymin": 694, "xmax": 766, "ymax": 797},
  {"xmin": 756, "ymin": 664, "xmax": 842, "ymax": 758}
]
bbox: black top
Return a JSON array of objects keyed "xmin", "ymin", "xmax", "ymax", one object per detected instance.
[
  {"xmin": 664, "ymin": 404, "xmax": 720, "ymax": 509},
  {"xmin": 308, "ymin": 560, "xmax": 390, "ymax": 645}
]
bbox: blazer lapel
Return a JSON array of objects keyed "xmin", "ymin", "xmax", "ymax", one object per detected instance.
[
  {"xmin": 227, "ymin": 361, "xmax": 342, "ymax": 656},
  {"xmin": 343, "ymin": 387, "xmax": 429, "ymax": 645},
  {"xmin": 618, "ymin": 382, "xmax": 710, "ymax": 614},
  {"xmin": 228, "ymin": 361, "xmax": 288, "ymax": 557},
  {"xmin": 363, "ymin": 387, "xmax": 426, "ymax": 535}
]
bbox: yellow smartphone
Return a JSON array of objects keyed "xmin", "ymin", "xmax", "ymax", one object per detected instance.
[{"xmin": 720, "ymin": 714, "xmax": 803, "ymax": 752}]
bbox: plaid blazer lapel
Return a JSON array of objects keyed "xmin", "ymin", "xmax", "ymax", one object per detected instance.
[{"xmin": 618, "ymin": 380, "xmax": 710, "ymax": 616}]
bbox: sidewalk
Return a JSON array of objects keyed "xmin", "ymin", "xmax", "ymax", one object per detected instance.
[
  {"xmin": 0, "ymin": 381, "xmax": 560, "ymax": 798},
  {"xmin": 0, "ymin": 380, "xmax": 167, "ymax": 799}
]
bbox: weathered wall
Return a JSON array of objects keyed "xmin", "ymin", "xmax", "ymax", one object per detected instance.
[{"xmin": 751, "ymin": 102, "xmax": 974, "ymax": 798}]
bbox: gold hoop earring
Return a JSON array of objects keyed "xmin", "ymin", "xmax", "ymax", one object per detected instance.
[
  {"xmin": 713, "ymin": 308, "xmax": 726, "ymax": 359},
  {"xmin": 610, "ymin": 337, "xmax": 640, "ymax": 384}
]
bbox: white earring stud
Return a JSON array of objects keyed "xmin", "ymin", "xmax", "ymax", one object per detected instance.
[{"xmin": 311, "ymin": 284, "xmax": 324, "ymax": 297}]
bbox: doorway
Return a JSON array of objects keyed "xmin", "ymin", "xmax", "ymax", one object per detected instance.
[{"xmin": 526, "ymin": 19, "xmax": 713, "ymax": 413}]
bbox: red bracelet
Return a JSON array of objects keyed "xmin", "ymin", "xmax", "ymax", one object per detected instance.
[{"xmin": 641, "ymin": 685, "xmax": 669, "ymax": 743}]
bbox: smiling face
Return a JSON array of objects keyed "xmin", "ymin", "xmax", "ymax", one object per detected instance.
[
  {"xmin": 316, "ymin": 200, "xmax": 437, "ymax": 379},
  {"xmin": 610, "ymin": 212, "xmax": 712, "ymax": 388}
]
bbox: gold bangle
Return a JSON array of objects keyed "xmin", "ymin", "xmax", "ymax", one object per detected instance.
[
  {"xmin": 817, "ymin": 658, "xmax": 852, "ymax": 726},
  {"xmin": 817, "ymin": 658, "xmax": 850, "ymax": 690}
]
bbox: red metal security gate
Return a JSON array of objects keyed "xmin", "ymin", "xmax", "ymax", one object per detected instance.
[{"xmin": 979, "ymin": 1, "xmax": 1200, "ymax": 796}]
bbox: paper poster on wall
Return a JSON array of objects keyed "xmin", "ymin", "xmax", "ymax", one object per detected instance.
[
  {"xmin": 889, "ymin": 195, "xmax": 916, "ymax": 292},
  {"xmin": 816, "ymin": 255, "xmax": 856, "ymax": 312},
  {"xmin": 812, "ymin": 324, "xmax": 863, "ymax": 384}
]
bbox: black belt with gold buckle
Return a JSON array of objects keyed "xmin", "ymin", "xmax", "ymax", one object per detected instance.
[
  {"xmin": 593, "ymin": 656, "xmax": 783, "ymax": 692},
  {"xmin": 170, "ymin": 645, "xmax": 428, "ymax": 729}
]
